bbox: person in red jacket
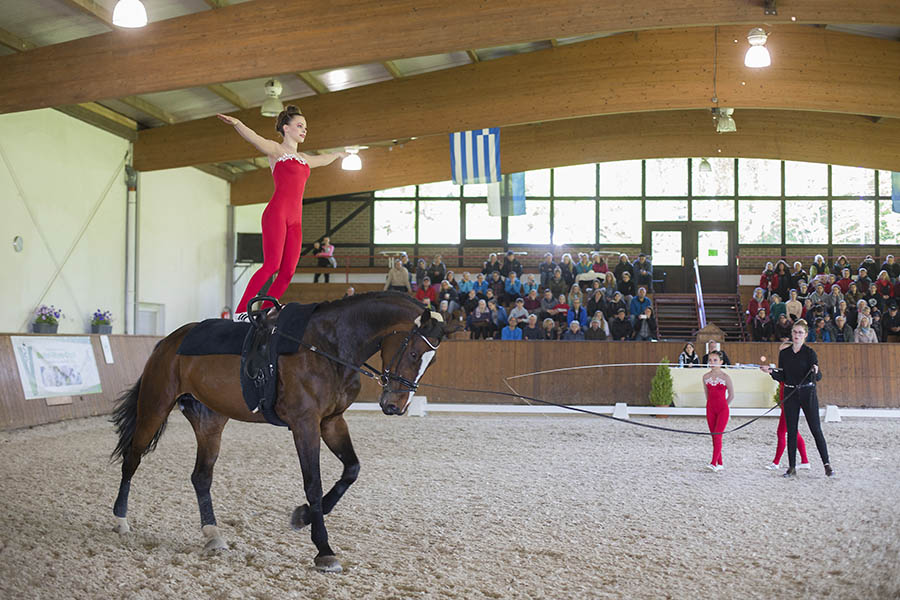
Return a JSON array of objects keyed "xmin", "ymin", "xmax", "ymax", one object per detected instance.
[{"xmin": 414, "ymin": 277, "xmax": 437, "ymax": 307}]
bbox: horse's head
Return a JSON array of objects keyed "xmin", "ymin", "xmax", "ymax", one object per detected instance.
[{"xmin": 377, "ymin": 308, "xmax": 448, "ymax": 415}]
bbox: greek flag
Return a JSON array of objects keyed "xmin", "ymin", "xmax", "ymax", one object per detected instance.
[
  {"xmin": 449, "ymin": 128, "xmax": 500, "ymax": 185},
  {"xmin": 893, "ymin": 171, "xmax": 900, "ymax": 213},
  {"xmin": 487, "ymin": 172, "xmax": 526, "ymax": 217}
]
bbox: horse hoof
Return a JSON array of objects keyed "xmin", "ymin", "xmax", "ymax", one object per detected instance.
[
  {"xmin": 201, "ymin": 525, "xmax": 228, "ymax": 553},
  {"xmin": 113, "ymin": 517, "xmax": 130, "ymax": 535},
  {"xmin": 314, "ymin": 555, "xmax": 342, "ymax": 573},
  {"xmin": 291, "ymin": 505, "xmax": 311, "ymax": 530}
]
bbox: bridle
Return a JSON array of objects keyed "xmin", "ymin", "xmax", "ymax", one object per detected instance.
[{"xmin": 372, "ymin": 327, "xmax": 441, "ymax": 399}]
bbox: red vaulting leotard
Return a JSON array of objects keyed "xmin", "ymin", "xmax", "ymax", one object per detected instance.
[
  {"xmin": 705, "ymin": 377, "xmax": 729, "ymax": 467},
  {"xmin": 236, "ymin": 153, "xmax": 310, "ymax": 313}
]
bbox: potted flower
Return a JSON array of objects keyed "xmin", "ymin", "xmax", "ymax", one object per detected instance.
[
  {"xmin": 33, "ymin": 305, "xmax": 63, "ymax": 334},
  {"xmin": 91, "ymin": 309, "xmax": 113, "ymax": 334}
]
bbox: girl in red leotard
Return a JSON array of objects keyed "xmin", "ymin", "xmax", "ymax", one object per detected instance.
[
  {"xmin": 217, "ymin": 106, "xmax": 348, "ymax": 314},
  {"xmin": 702, "ymin": 351, "xmax": 734, "ymax": 472}
]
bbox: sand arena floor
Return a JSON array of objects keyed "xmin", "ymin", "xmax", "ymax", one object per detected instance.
[{"xmin": 0, "ymin": 411, "xmax": 898, "ymax": 599}]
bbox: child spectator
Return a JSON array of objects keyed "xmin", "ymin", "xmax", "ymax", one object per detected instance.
[
  {"xmin": 509, "ymin": 297, "xmax": 529, "ymax": 325},
  {"xmin": 562, "ymin": 320, "xmax": 585, "ymax": 341}
]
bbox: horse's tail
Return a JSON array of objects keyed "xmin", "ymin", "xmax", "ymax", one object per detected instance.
[{"xmin": 109, "ymin": 376, "xmax": 168, "ymax": 463}]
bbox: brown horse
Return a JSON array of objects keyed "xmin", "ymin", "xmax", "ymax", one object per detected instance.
[{"xmin": 110, "ymin": 292, "xmax": 449, "ymax": 573}]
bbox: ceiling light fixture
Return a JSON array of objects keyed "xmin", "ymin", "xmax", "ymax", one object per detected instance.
[
  {"xmin": 112, "ymin": 0, "xmax": 148, "ymax": 28},
  {"xmin": 764, "ymin": 0, "xmax": 777, "ymax": 16},
  {"xmin": 260, "ymin": 79, "xmax": 284, "ymax": 117},
  {"xmin": 744, "ymin": 28, "xmax": 771, "ymax": 68},
  {"xmin": 712, "ymin": 108, "xmax": 736, "ymax": 133},
  {"xmin": 341, "ymin": 146, "xmax": 364, "ymax": 171},
  {"xmin": 699, "ymin": 158, "xmax": 712, "ymax": 173}
]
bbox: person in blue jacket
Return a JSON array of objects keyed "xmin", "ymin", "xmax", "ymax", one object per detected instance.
[
  {"xmin": 504, "ymin": 271, "xmax": 524, "ymax": 306},
  {"xmin": 501, "ymin": 315, "xmax": 523, "ymax": 340},
  {"xmin": 629, "ymin": 286, "xmax": 652, "ymax": 325},
  {"xmin": 566, "ymin": 297, "xmax": 589, "ymax": 329}
]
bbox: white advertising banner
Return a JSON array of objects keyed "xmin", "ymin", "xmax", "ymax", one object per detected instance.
[{"xmin": 10, "ymin": 336, "xmax": 102, "ymax": 400}]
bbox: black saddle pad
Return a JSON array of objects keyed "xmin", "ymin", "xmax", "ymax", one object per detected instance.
[{"xmin": 176, "ymin": 319, "xmax": 252, "ymax": 356}]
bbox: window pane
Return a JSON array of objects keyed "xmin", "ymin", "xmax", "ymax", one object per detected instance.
[
  {"xmin": 598, "ymin": 201, "xmax": 642, "ymax": 244},
  {"xmin": 880, "ymin": 200, "xmax": 900, "ymax": 244},
  {"xmin": 645, "ymin": 158, "xmax": 688, "ymax": 196},
  {"xmin": 374, "ymin": 185, "xmax": 416, "ymax": 198},
  {"xmin": 785, "ymin": 200, "xmax": 828, "ymax": 244},
  {"xmin": 651, "ymin": 231, "xmax": 682, "ymax": 266},
  {"xmin": 553, "ymin": 200, "xmax": 596, "ymax": 244},
  {"xmin": 418, "ymin": 180, "xmax": 460, "ymax": 197},
  {"xmin": 692, "ymin": 199, "xmax": 734, "ymax": 221},
  {"xmin": 693, "ymin": 158, "xmax": 735, "ymax": 196},
  {"xmin": 508, "ymin": 200, "xmax": 551, "ymax": 244},
  {"xmin": 553, "ymin": 163, "xmax": 596, "ymax": 197},
  {"xmin": 738, "ymin": 200, "xmax": 781, "ymax": 243},
  {"xmin": 832, "ymin": 200, "xmax": 875, "ymax": 244},
  {"xmin": 374, "ymin": 201, "xmax": 416, "ymax": 244},
  {"xmin": 463, "ymin": 183, "xmax": 488, "ymax": 197},
  {"xmin": 784, "ymin": 161, "xmax": 827, "ymax": 196},
  {"xmin": 599, "ymin": 160, "xmax": 641, "ymax": 196},
  {"xmin": 525, "ymin": 169, "xmax": 551, "ymax": 197},
  {"xmin": 418, "ymin": 201, "xmax": 460, "ymax": 244},
  {"xmin": 878, "ymin": 170, "xmax": 892, "ymax": 197},
  {"xmin": 832, "ymin": 165, "xmax": 875, "ymax": 197},
  {"xmin": 697, "ymin": 231, "xmax": 729, "ymax": 266},
  {"xmin": 645, "ymin": 200, "xmax": 688, "ymax": 221},
  {"xmin": 465, "ymin": 203, "xmax": 501, "ymax": 240},
  {"xmin": 738, "ymin": 159, "xmax": 781, "ymax": 196}
]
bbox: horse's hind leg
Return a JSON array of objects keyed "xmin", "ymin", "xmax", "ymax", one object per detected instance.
[
  {"xmin": 180, "ymin": 398, "xmax": 230, "ymax": 553},
  {"xmin": 292, "ymin": 414, "xmax": 359, "ymax": 529}
]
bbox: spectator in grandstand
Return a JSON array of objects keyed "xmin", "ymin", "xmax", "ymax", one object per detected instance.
[
  {"xmin": 585, "ymin": 318, "xmax": 608, "ymax": 341},
  {"xmin": 601, "ymin": 272, "xmax": 618, "ymax": 301},
  {"xmin": 833, "ymin": 298, "xmax": 851, "ymax": 325},
  {"xmin": 501, "ymin": 315, "xmax": 523, "ymax": 340},
  {"xmin": 859, "ymin": 255, "xmax": 878, "ymax": 276},
  {"xmin": 844, "ymin": 281, "xmax": 862, "ymax": 307},
  {"xmin": 426, "ymin": 255, "xmax": 446, "ymax": 291},
  {"xmin": 482, "ymin": 252, "xmax": 501, "ymax": 278},
  {"xmin": 785, "ymin": 289, "xmax": 803, "ymax": 322},
  {"xmin": 613, "ymin": 253, "xmax": 633, "ymax": 282},
  {"xmin": 399, "ymin": 251, "xmax": 412, "ymax": 276},
  {"xmin": 568, "ymin": 283, "xmax": 584, "ymax": 307},
  {"xmin": 562, "ymin": 320, "xmax": 585, "ymax": 341},
  {"xmin": 500, "ymin": 251, "xmax": 523, "ymax": 280},
  {"xmin": 591, "ymin": 310, "xmax": 611, "ymax": 338},
  {"xmin": 883, "ymin": 302, "xmax": 900, "ymax": 343},
  {"xmin": 854, "ymin": 314, "xmax": 878, "ymax": 343},
  {"xmin": 488, "ymin": 271, "xmax": 506, "ymax": 302},
  {"xmin": 875, "ymin": 270, "xmax": 894, "ymax": 300},
  {"xmin": 610, "ymin": 308, "xmax": 634, "ymax": 341},
  {"xmin": 438, "ymin": 280, "xmax": 460, "ymax": 315},
  {"xmin": 833, "ymin": 254, "xmax": 850, "ymax": 276},
  {"xmin": 809, "ymin": 254, "xmax": 830, "ymax": 279},
  {"xmin": 559, "ymin": 253, "xmax": 577, "ymax": 287},
  {"xmin": 856, "ymin": 267, "xmax": 872, "ymax": 294},
  {"xmin": 522, "ymin": 273, "xmax": 539, "ymax": 296},
  {"xmin": 629, "ymin": 286, "xmax": 652, "ymax": 325},
  {"xmin": 503, "ymin": 271, "xmax": 524, "ymax": 305},
  {"xmin": 473, "ymin": 272, "xmax": 489, "ymax": 296},
  {"xmin": 606, "ymin": 291, "xmax": 627, "ymax": 320},
  {"xmin": 591, "ymin": 253, "xmax": 609, "ymax": 274},
  {"xmin": 539, "ymin": 289, "xmax": 557, "ymax": 322},
  {"xmin": 769, "ymin": 293, "xmax": 787, "ymax": 322},
  {"xmin": 881, "ymin": 255, "xmax": 899, "ymax": 282},
  {"xmin": 458, "ymin": 271, "xmax": 474, "ymax": 295},
  {"xmin": 343, "ymin": 287, "xmax": 355, "ymax": 298},
  {"xmin": 548, "ymin": 267, "xmax": 568, "ymax": 299},
  {"xmin": 550, "ymin": 294, "xmax": 570, "ymax": 326},
  {"xmin": 385, "ymin": 259, "xmax": 413, "ymax": 293},
  {"xmin": 541, "ymin": 317, "xmax": 560, "ymax": 340},
  {"xmin": 415, "ymin": 276, "xmax": 437, "ymax": 306},
  {"xmin": 632, "ymin": 306, "xmax": 658, "ymax": 341},
  {"xmin": 575, "ymin": 252, "xmax": 593, "ymax": 277},
  {"xmin": 828, "ymin": 283, "xmax": 843, "ymax": 309},
  {"xmin": 487, "ymin": 299, "xmax": 507, "ymax": 333},
  {"xmin": 773, "ymin": 261, "xmax": 791, "ymax": 300},
  {"xmin": 836, "ymin": 268, "xmax": 853, "ymax": 294},
  {"xmin": 789, "ymin": 261, "xmax": 808, "ymax": 291},
  {"xmin": 808, "ymin": 317, "xmax": 831, "ymax": 343},
  {"xmin": 522, "ymin": 314, "xmax": 542, "ymax": 340},
  {"xmin": 751, "ymin": 308, "xmax": 774, "ymax": 342},
  {"xmin": 312, "ymin": 238, "xmax": 336, "ymax": 283},
  {"xmin": 774, "ymin": 313, "xmax": 794, "ymax": 342},
  {"xmin": 760, "ymin": 261, "xmax": 776, "ymax": 297},
  {"xmin": 832, "ymin": 314, "xmax": 853, "ymax": 342},
  {"xmin": 806, "ymin": 282, "xmax": 828, "ymax": 309},
  {"xmin": 870, "ymin": 308, "xmax": 884, "ymax": 342},
  {"xmin": 437, "ymin": 300, "xmax": 453, "ymax": 324},
  {"xmin": 509, "ymin": 297, "xmax": 529, "ymax": 326},
  {"xmin": 538, "ymin": 252, "xmax": 558, "ymax": 289},
  {"xmin": 415, "ymin": 258, "xmax": 427, "ymax": 290},
  {"xmin": 567, "ymin": 297, "xmax": 589, "ymax": 329},
  {"xmin": 678, "ymin": 342, "xmax": 700, "ymax": 367},
  {"xmin": 617, "ymin": 270, "xmax": 636, "ymax": 305},
  {"xmin": 445, "ymin": 271, "xmax": 460, "ymax": 290},
  {"xmin": 466, "ymin": 299, "xmax": 494, "ymax": 340},
  {"xmin": 747, "ymin": 287, "xmax": 770, "ymax": 325},
  {"xmin": 798, "ymin": 281, "xmax": 812, "ymax": 303},
  {"xmin": 633, "ymin": 253, "xmax": 653, "ymax": 292},
  {"xmin": 523, "ymin": 288, "xmax": 541, "ymax": 314},
  {"xmin": 462, "ymin": 289, "xmax": 479, "ymax": 315},
  {"xmin": 701, "ymin": 341, "xmax": 731, "ymax": 365},
  {"xmin": 587, "ymin": 288, "xmax": 606, "ymax": 318}
]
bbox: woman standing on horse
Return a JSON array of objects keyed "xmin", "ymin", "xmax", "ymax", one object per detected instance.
[{"xmin": 217, "ymin": 107, "xmax": 348, "ymax": 315}]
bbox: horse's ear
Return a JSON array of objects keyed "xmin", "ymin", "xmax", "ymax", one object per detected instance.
[{"xmin": 414, "ymin": 308, "xmax": 431, "ymax": 327}]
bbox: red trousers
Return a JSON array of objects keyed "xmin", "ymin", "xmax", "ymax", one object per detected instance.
[{"xmin": 706, "ymin": 398, "xmax": 729, "ymax": 466}]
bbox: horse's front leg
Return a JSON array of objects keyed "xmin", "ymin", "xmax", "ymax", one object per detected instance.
[
  {"xmin": 292, "ymin": 414, "xmax": 359, "ymax": 527},
  {"xmin": 290, "ymin": 419, "xmax": 341, "ymax": 573}
]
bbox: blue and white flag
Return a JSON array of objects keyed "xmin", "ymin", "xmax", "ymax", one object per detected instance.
[
  {"xmin": 487, "ymin": 172, "xmax": 526, "ymax": 217},
  {"xmin": 449, "ymin": 128, "xmax": 500, "ymax": 185},
  {"xmin": 892, "ymin": 171, "xmax": 900, "ymax": 213}
]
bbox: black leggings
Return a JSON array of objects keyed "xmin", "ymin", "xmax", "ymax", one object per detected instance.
[{"xmin": 784, "ymin": 388, "xmax": 830, "ymax": 468}]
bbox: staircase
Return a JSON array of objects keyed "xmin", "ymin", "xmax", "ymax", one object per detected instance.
[
  {"xmin": 653, "ymin": 294, "xmax": 699, "ymax": 341},
  {"xmin": 702, "ymin": 294, "xmax": 747, "ymax": 341}
]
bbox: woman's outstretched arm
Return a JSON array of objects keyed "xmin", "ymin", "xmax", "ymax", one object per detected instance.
[
  {"xmin": 299, "ymin": 151, "xmax": 350, "ymax": 168},
  {"xmin": 217, "ymin": 113, "xmax": 281, "ymax": 156}
]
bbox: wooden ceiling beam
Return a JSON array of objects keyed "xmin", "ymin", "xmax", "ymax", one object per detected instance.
[
  {"xmin": 134, "ymin": 26, "xmax": 900, "ymax": 171},
  {"xmin": 4, "ymin": 0, "xmax": 899, "ymax": 113},
  {"xmin": 203, "ymin": 0, "xmax": 230, "ymax": 7},
  {"xmin": 59, "ymin": 0, "xmax": 114, "ymax": 28},
  {"xmin": 54, "ymin": 103, "xmax": 138, "ymax": 141},
  {"xmin": 0, "ymin": 27, "xmax": 36, "ymax": 52},
  {"xmin": 194, "ymin": 163, "xmax": 238, "ymax": 182},
  {"xmin": 383, "ymin": 61, "xmax": 404, "ymax": 79},
  {"xmin": 230, "ymin": 109, "xmax": 900, "ymax": 204},
  {"xmin": 206, "ymin": 83, "xmax": 249, "ymax": 109},
  {"xmin": 118, "ymin": 96, "xmax": 176, "ymax": 125},
  {"xmin": 297, "ymin": 72, "xmax": 330, "ymax": 95}
]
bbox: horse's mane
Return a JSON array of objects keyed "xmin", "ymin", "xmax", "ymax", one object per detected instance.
[{"xmin": 313, "ymin": 291, "xmax": 426, "ymax": 313}]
